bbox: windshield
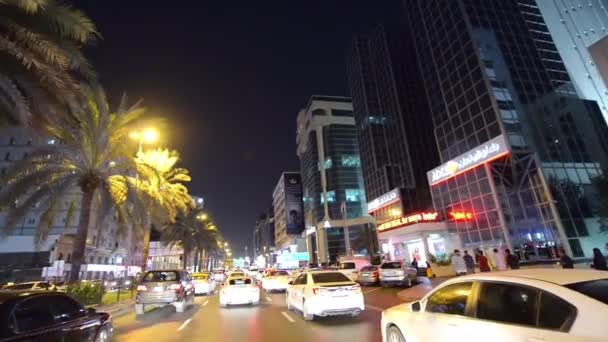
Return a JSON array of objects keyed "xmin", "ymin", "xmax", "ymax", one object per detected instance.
[
  {"xmin": 361, "ymin": 266, "xmax": 377, "ymax": 272},
  {"xmin": 269, "ymin": 271, "xmax": 289, "ymax": 276},
  {"xmin": 229, "ymin": 278, "xmax": 252, "ymax": 285},
  {"xmin": 193, "ymin": 274, "xmax": 208, "ymax": 280},
  {"xmin": 381, "ymin": 262, "xmax": 402, "ymax": 269},
  {"xmin": 312, "ymin": 272, "xmax": 352, "ymax": 283},
  {"xmin": 339, "ymin": 262, "xmax": 356, "ymax": 270},
  {"xmin": 566, "ymin": 279, "xmax": 608, "ymax": 305},
  {"xmin": 142, "ymin": 271, "xmax": 178, "ymax": 282}
]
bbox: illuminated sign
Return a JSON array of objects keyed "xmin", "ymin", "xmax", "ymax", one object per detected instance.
[
  {"xmin": 427, "ymin": 135, "xmax": 509, "ymax": 186},
  {"xmin": 367, "ymin": 188, "xmax": 401, "ymax": 213},
  {"xmin": 450, "ymin": 211, "xmax": 473, "ymax": 220},
  {"xmin": 377, "ymin": 212, "xmax": 439, "ymax": 232}
]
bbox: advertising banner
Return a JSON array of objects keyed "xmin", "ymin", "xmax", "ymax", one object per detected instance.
[{"xmin": 285, "ymin": 173, "xmax": 304, "ymax": 234}]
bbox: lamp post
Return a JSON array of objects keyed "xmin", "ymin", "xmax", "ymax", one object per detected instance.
[{"xmin": 129, "ymin": 128, "xmax": 158, "ymax": 272}]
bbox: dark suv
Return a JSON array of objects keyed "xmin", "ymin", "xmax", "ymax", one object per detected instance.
[{"xmin": 135, "ymin": 270, "xmax": 194, "ymax": 315}]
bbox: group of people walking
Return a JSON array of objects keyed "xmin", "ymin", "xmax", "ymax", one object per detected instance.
[
  {"xmin": 450, "ymin": 248, "xmax": 520, "ymax": 275},
  {"xmin": 448, "ymin": 245, "xmax": 608, "ymax": 275}
]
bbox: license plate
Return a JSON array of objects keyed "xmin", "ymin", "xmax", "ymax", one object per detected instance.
[
  {"xmin": 362, "ymin": 273, "xmax": 370, "ymax": 276},
  {"xmin": 154, "ymin": 286, "xmax": 164, "ymax": 292}
]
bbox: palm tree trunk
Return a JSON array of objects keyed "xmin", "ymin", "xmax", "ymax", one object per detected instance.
[
  {"xmin": 141, "ymin": 223, "xmax": 151, "ymax": 271},
  {"xmin": 183, "ymin": 246, "xmax": 189, "ymax": 269},
  {"xmin": 69, "ymin": 189, "xmax": 94, "ymax": 282}
]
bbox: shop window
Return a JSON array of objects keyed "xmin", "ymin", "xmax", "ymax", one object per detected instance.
[
  {"xmin": 345, "ymin": 189, "xmax": 363, "ymax": 202},
  {"xmin": 341, "ymin": 155, "xmax": 361, "ymax": 167}
]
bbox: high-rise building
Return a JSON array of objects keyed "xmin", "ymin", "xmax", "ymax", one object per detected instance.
[
  {"xmin": 346, "ymin": 24, "xmax": 441, "ymax": 223},
  {"xmin": 537, "ymin": 0, "xmax": 608, "ymax": 122},
  {"xmin": 408, "ymin": 0, "xmax": 608, "ymax": 258},
  {"xmin": 0, "ymin": 126, "xmax": 143, "ymax": 281},
  {"xmin": 272, "ymin": 172, "xmax": 306, "ymax": 253},
  {"xmin": 296, "ymin": 96, "xmax": 376, "ymax": 264},
  {"xmin": 253, "ymin": 208, "xmax": 275, "ymax": 267}
]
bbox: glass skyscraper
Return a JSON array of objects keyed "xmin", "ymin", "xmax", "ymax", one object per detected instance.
[
  {"xmin": 408, "ymin": 0, "xmax": 608, "ymax": 258},
  {"xmin": 296, "ymin": 96, "xmax": 377, "ymax": 264}
]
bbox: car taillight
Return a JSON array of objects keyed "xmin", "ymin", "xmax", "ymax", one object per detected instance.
[
  {"xmin": 373, "ymin": 271, "xmax": 379, "ymax": 276},
  {"xmin": 170, "ymin": 284, "xmax": 183, "ymax": 291},
  {"xmin": 137, "ymin": 285, "xmax": 147, "ymax": 291},
  {"xmin": 312, "ymin": 287, "xmax": 324, "ymax": 295}
]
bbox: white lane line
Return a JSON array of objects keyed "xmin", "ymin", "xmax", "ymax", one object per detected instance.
[
  {"xmin": 177, "ymin": 318, "xmax": 192, "ymax": 332},
  {"xmin": 281, "ymin": 311, "xmax": 295, "ymax": 323},
  {"xmin": 366, "ymin": 305, "xmax": 384, "ymax": 312},
  {"xmin": 363, "ymin": 287, "xmax": 382, "ymax": 295},
  {"xmin": 265, "ymin": 296, "xmax": 272, "ymax": 302},
  {"xmin": 203, "ymin": 300, "xmax": 209, "ymax": 306}
]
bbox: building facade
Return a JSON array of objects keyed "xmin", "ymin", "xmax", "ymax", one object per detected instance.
[
  {"xmin": 408, "ymin": 0, "xmax": 608, "ymax": 259},
  {"xmin": 0, "ymin": 126, "xmax": 143, "ymax": 281},
  {"xmin": 537, "ymin": 0, "xmax": 608, "ymax": 122},
  {"xmin": 296, "ymin": 96, "xmax": 377, "ymax": 264},
  {"xmin": 253, "ymin": 208, "xmax": 275, "ymax": 267}
]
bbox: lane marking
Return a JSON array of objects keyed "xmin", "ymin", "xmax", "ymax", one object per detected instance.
[
  {"xmin": 177, "ymin": 318, "xmax": 192, "ymax": 332},
  {"xmin": 265, "ymin": 296, "xmax": 272, "ymax": 302},
  {"xmin": 203, "ymin": 300, "xmax": 209, "ymax": 306},
  {"xmin": 366, "ymin": 305, "xmax": 384, "ymax": 312},
  {"xmin": 281, "ymin": 311, "xmax": 295, "ymax": 323},
  {"xmin": 363, "ymin": 287, "xmax": 382, "ymax": 295}
]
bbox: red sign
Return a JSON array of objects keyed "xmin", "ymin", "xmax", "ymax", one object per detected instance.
[
  {"xmin": 377, "ymin": 212, "xmax": 439, "ymax": 232},
  {"xmin": 449, "ymin": 211, "xmax": 473, "ymax": 220}
]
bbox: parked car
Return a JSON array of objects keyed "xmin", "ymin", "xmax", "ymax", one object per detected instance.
[
  {"xmin": 381, "ymin": 269, "xmax": 608, "ymax": 342},
  {"xmin": 192, "ymin": 272, "xmax": 216, "ymax": 295},
  {"xmin": 379, "ymin": 261, "xmax": 418, "ymax": 287},
  {"xmin": 3, "ymin": 281, "xmax": 57, "ymax": 291},
  {"xmin": 358, "ymin": 265, "xmax": 380, "ymax": 286},
  {"xmin": 0, "ymin": 290, "xmax": 112, "ymax": 341},
  {"xmin": 135, "ymin": 270, "xmax": 194, "ymax": 315},
  {"xmin": 219, "ymin": 276, "xmax": 260, "ymax": 307},
  {"xmin": 261, "ymin": 270, "xmax": 291, "ymax": 292},
  {"xmin": 286, "ymin": 270, "xmax": 364, "ymax": 321},
  {"xmin": 338, "ymin": 258, "xmax": 371, "ymax": 282}
]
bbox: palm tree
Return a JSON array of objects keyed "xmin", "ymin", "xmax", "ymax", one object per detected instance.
[
  {"xmin": 0, "ymin": 87, "xmax": 157, "ymax": 281},
  {"xmin": 130, "ymin": 148, "xmax": 194, "ymax": 269},
  {"xmin": 162, "ymin": 208, "xmax": 222, "ymax": 270},
  {"xmin": 0, "ymin": 0, "xmax": 99, "ymax": 125}
]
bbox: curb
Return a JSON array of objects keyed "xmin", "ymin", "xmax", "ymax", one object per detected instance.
[{"xmin": 94, "ymin": 300, "xmax": 135, "ymax": 319}]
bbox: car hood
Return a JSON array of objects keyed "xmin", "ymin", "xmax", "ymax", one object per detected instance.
[{"xmin": 384, "ymin": 302, "xmax": 412, "ymax": 315}]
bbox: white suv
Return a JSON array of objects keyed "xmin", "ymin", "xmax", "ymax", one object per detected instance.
[{"xmin": 286, "ymin": 270, "xmax": 364, "ymax": 321}]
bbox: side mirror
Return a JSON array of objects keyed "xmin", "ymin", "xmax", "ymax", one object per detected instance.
[
  {"xmin": 87, "ymin": 307, "xmax": 96, "ymax": 315},
  {"xmin": 411, "ymin": 301, "xmax": 421, "ymax": 312}
]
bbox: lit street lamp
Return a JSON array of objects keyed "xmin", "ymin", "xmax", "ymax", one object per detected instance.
[{"xmin": 130, "ymin": 128, "xmax": 158, "ymax": 153}]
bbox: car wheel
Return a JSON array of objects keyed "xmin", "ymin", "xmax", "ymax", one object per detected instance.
[
  {"xmin": 303, "ymin": 300, "xmax": 314, "ymax": 321},
  {"xmin": 95, "ymin": 326, "xmax": 110, "ymax": 342},
  {"xmin": 175, "ymin": 299, "xmax": 186, "ymax": 313},
  {"xmin": 404, "ymin": 278, "xmax": 411, "ymax": 288},
  {"xmin": 387, "ymin": 325, "xmax": 406, "ymax": 342},
  {"xmin": 135, "ymin": 304, "xmax": 145, "ymax": 315},
  {"xmin": 381, "ymin": 282, "xmax": 388, "ymax": 288},
  {"xmin": 351, "ymin": 310, "xmax": 361, "ymax": 318}
]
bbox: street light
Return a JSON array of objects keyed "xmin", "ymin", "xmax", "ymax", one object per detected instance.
[
  {"xmin": 197, "ymin": 213, "xmax": 208, "ymax": 221},
  {"xmin": 130, "ymin": 128, "xmax": 158, "ymax": 153}
]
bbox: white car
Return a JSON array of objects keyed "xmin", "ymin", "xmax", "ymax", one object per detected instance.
[
  {"xmin": 381, "ymin": 269, "xmax": 608, "ymax": 342},
  {"xmin": 192, "ymin": 273, "xmax": 216, "ymax": 295},
  {"xmin": 262, "ymin": 270, "xmax": 291, "ymax": 292},
  {"xmin": 219, "ymin": 276, "xmax": 260, "ymax": 307},
  {"xmin": 286, "ymin": 270, "xmax": 364, "ymax": 321},
  {"xmin": 213, "ymin": 270, "xmax": 225, "ymax": 283},
  {"xmin": 379, "ymin": 261, "xmax": 418, "ymax": 287},
  {"xmin": 226, "ymin": 271, "xmax": 245, "ymax": 281}
]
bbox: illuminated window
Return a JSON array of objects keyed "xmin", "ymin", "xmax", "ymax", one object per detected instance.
[
  {"xmin": 323, "ymin": 157, "xmax": 332, "ymax": 169},
  {"xmin": 341, "ymin": 155, "xmax": 361, "ymax": 167},
  {"xmin": 345, "ymin": 189, "xmax": 364, "ymax": 202},
  {"xmin": 321, "ymin": 191, "xmax": 336, "ymax": 204}
]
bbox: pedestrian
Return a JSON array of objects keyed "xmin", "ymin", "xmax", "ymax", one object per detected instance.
[
  {"xmin": 505, "ymin": 249, "xmax": 520, "ymax": 269},
  {"xmin": 451, "ymin": 249, "xmax": 467, "ymax": 275},
  {"xmin": 559, "ymin": 249, "xmax": 574, "ymax": 269},
  {"xmin": 463, "ymin": 250, "xmax": 475, "ymax": 274},
  {"xmin": 491, "ymin": 248, "xmax": 507, "ymax": 271},
  {"xmin": 411, "ymin": 257, "xmax": 418, "ymax": 271},
  {"xmin": 477, "ymin": 250, "xmax": 491, "ymax": 272},
  {"xmin": 592, "ymin": 248, "xmax": 608, "ymax": 270},
  {"xmin": 425, "ymin": 261, "xmax": 436, "ymax": 278}
]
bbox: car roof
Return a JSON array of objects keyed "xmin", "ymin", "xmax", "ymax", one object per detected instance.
[
  {"xmin": 307, "ymin": 270, "xmax": 345, "ymax": 275},
  {"xmin": 455, "ymin": 269, "xmax": 608, "ymax": 286},
  {"xmin": 0, "ymin": 290, "xmax": 62, "ymax": 305}
]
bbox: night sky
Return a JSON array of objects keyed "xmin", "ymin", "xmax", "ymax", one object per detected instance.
[{"xmin": 71, "ymin": 0, "xmax": 403, "ymax": 255}]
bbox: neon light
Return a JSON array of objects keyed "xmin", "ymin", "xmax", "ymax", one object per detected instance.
[
  {"xmin": 377, "ymin": 212, "xmax": 439, "ymax": 232},
  {"xmin": 450, "ymin": 211, "xmax": 473, "ymax": 220},
  {"xmin": 430, "ymin": 151, "xmax": 509, "ymax": 186},
  {"xmin": 428, "ymin": 135, "xmax": 509, "ymax": 185},
  {"xmin": 367, "ymin": 188, "xmax": 401, "ymax": 212}
]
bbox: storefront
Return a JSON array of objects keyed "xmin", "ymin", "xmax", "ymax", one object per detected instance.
[{"xmin": 376, "ymin": 212, "xmax": 462, "ymax": 265}]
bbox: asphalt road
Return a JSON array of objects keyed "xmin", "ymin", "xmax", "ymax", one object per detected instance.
[{"xmin": 112, "ymin": 284, "xmax": 420, "ymax": 342}]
